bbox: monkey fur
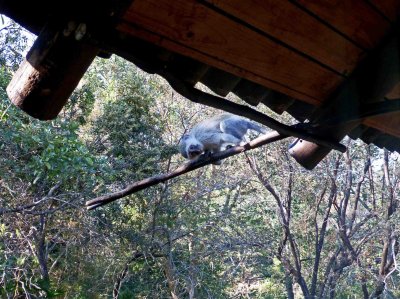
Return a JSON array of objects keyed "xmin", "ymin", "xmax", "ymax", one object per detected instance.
[{"xmin": 179, "ymin": 114, "xmax": 267, "ymax": 164}]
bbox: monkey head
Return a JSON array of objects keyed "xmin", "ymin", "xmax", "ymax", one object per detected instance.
[{"xmin": 179, "ymin": 134, "xmax": 204, "ymax": 160}]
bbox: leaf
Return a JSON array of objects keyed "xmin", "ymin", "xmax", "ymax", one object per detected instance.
[
  {"xmin": 85, "ymin": 157, "xmax": 94, "ymax": 166},
  {"xmin": 16, "ymin": 257, "xmax": 25, "ymax": 266},
  {"xmin": 32, "ymin": 135, "xmax": 41, "ymax": 142}
]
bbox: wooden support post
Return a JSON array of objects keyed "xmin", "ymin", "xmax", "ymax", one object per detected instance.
[
  {"xmin": 289, "ymin": 123, "xmax": 357, "ymax": 170},
  {"xmin": 7, "ymin": 21, "xmax": 99, "ymax": 120}
]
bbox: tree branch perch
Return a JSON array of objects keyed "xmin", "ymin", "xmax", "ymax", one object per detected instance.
[{"xmin": 86, "ymin": 131, "xmax": 284, "ymax": 210}]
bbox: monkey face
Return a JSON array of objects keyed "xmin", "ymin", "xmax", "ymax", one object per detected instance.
[
  {"xmin": 187, "ymin": 143, "xmax": 204, "ymax": 159},
  {"xmin": 179, "ymin": 134, "xmax": 204, "ymax": 160}
]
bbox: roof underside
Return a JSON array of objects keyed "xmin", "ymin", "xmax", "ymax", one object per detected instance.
[{"xmin": 2, "ymin": 0, "xmax": 400, "ymax": 153}]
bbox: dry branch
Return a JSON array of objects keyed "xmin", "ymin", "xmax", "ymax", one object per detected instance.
[
  {"xmin": 86, "ymin": 131, "xmax": 284, "ymax": 210},
  {"xmin": 161, "ymin": 73, "xmax": 346, "ymax": 153}
]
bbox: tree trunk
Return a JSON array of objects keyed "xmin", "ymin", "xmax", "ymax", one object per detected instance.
[{"xmin": 284, "ymin": 272, "xmax": 295, "ymax": 299}]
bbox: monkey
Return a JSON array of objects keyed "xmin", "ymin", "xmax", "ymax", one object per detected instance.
[{"xmin": 179, "ymin": 114, "xmax": 267, "ymax": 164}]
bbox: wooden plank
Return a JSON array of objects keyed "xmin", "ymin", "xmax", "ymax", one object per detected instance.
[
  {"xmin": 363, "ymin": 78, "xmax": 400, "ymax": 138},
  {"xmin": 369, "ymin": 0, "xmax": 400, "ymax": 22},
  {"xmin": 204, "ymin": 0, "xmax": 365, "ymax": 75},
  {"xmin": 117, "ymin": 22, "xmax": 321, "ymax": 105},
  {"xmin": 119, "ymin": 0, "xmax": 345, "ymax": 104},
  {"xmin": 364, "ymin": 112, "xmax": 400, "ymax": 138},
  {"xmin": 295, "ymin": 0, "xmax": 391, "ymax": 49},
  {"xmin": 386, "ymin": 82, "xmax": 400, "ymax": 99}
]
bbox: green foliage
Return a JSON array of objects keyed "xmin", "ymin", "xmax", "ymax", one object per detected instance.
[
  {"xmin": 63, "ymin": 85, "xmax": 96, "ymax": 125},
  {"xmin": 0, "ymin": 19, "xmax": 29, "ymax": 69},
  {"xmin": 84, "ymin": 56, "xmax": 176, "ymax": 182},
  {"xmin": 1, "ymin": 117, "xmax": 105, "ymax": 189}
]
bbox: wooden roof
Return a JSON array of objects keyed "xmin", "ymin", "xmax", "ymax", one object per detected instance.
[{"xmin": 2, "ymin": 0, "xmax": 400, "ymax": 168}]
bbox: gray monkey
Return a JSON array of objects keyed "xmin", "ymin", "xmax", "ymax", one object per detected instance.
[{"xmin": 179, "ymin": 114, "xmax": 267, "ymax": 163}]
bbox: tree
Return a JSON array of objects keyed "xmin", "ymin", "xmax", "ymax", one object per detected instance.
[{"xmin": 1, "ymin": 20, "xmax": 400, "ymax": 298}]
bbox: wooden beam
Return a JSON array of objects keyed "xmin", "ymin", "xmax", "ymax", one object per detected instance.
[
  {"xmin": 118, "ymin": 0, "xmax": 345, "ymax": 105},
  {"xmin": 203, "ymin": 0, "xmax": 365, "ymax": 75},
  {"xmin": 294, "ymin": 0, "xmax": 391, "ymax": 49},
  {"xmin": 7, "ymin": 22, "xmax": 99, "ymax": 120},
  {"xmin": 0, "ymin": 0, "xmax": 60, "ymax": 35},
  {"xmin": 117, "ymin": 21, "xmax": 320, "ymax": 105},
  {"xmin": 386, "ymin": 82, "xmax": 400, "ymax": 99},
  {"xmin": 363, "ymin": 111, "xmax": 400, "ymax": 138},
  {"xmin": 290, "ymin": 30, "xmax": 400, "ymax": 169},
  {"xmin": 319, "ymin": 99, "xmax": 400, "ymax": 127},
  {"xmin": 369, "ymin": 0, "xmax": 400, "ymax": 22}
]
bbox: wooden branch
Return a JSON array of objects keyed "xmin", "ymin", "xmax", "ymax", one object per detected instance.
[
  {"xmin": 161, "ymin": 72, "xmax": 346, "ymax": 153},
  {"xmin": 85, "ymin": 131, "xmax": 285, "ymax": 210}
]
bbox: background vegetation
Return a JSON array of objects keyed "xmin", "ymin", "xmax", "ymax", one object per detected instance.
[{"xmin": 1, "ymin": 20, "xmax": 399, "ymax": 299}]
